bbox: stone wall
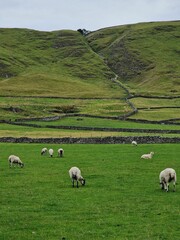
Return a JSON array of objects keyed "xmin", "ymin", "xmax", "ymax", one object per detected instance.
[{"xmin": 0, "ymin": 136, "xmax": 179, "ymax": 144}]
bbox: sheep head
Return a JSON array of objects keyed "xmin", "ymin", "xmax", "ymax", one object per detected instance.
[{"xmin": 80, "ymin": 177, "xmax": 86, "ymax": 186}]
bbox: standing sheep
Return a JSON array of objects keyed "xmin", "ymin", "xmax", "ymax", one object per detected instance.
[
  {"xmin": 49, "ymin": 148, "xmax": 54, "ymax": 157},
  {"xmin": 8, "ymin": 155, "xmax": 24, "ymax": 168},
  {"xmin": 141, "ymin": 152, "xmax": 154, "ymax": 159},
  {"xmin": 159, "ymin": 168, "xmax": 177, "ymax": 192},
  {"xmin": 58, "ymin": 148, "xmax": 64, "ymax": 157},
  {"xmin": 69, "ymin": 166, "xmax": 85, "ymax": 188},
  {"xmin": 41, "ymin": 147, "xmax": 47, "ymax": 155},
  {"xmin": 131, "ymin": 141, "xmax": 137, "ymax": 146}
]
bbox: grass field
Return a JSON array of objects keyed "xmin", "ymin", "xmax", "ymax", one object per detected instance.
[
  {"xmin": 0, "ymin": 97, "xmax": 131, "ymax": 121},
  {"xmin": 23, "ymin": 117, "xmax": 180, "ymax": 130},
  {"xmin": 0, "ymin": 118, "xmax": 180, "ymax": 139},
  {"xmin": 0, "ymin": 143, "xmax": 179, "ymax": 240}
]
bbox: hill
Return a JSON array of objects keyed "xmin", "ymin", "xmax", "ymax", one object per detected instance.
[
  {"xmin": 0, "ymin": 28, "xmax": 124, "ymax": 98},
  {"xmin": 86, "ymin": 21, "xmax": 180, "ymax": 96},
  {"xmin": 0, "ymin": 21, "xmax": 179, "ymax": 127}
]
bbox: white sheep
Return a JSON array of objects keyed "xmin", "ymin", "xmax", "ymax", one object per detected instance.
[
  {"xmin": 69, "ymin": 166, "xmax": 86, "ymax": 188},
  {"xmin": 41, "ymin": 147, "xmax": 47, "ymax": 155},
  {"xmin": 159, "ymin": 168, "xmax": 177, "ymax": 192},
  {"xmin": 58, "ymin": 148, "xmax": 64, "ymax": 157},
  {"xmin": 49, "ymin": 148, "xmax": 54, "ymax": 157},
  {"xmin": 131, "ymin": 141, "xmax": 137, "ymax": 146},
  {"xmin": 8, "ymin": 155, "xmax": 24, "ymax": 168},
  {"xmin": 141, "ymin": 151, "xmax": 154, "ymax": 159}
]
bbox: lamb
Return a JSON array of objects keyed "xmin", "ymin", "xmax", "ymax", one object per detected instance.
[
  {"xmin": 69, "ymin": 166, "xmax": 86, "ymax": 188},
  {"xmin": 159, "ymin": 168, "xmax": 177, "ymax": 192},
  {"xmin": 49, "ymin": 148, "xmax": 54, "ymax": 157},
  {"xmin": 8, "ymin": 155, "xmax": 24, "ymax": 168},
  {"xmin": 141, "ymin": 152, "xmax": 154, "ymax": 159},
  {"xmin": 58, "ymin": 148, "xmax": 64, "ymax": 157},
  {"xmin": 131, "ymin": 140, "xmax": 137, "ymax": 146},
  {"xmin": 41, "ymin": 147, "xmax": 47, "ymax": 155}
]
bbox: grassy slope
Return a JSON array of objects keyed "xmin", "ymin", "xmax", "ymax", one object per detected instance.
[
  {"xmin": 0, "ymin": 28, "xmax": 124, "ymax": 98},
  {"xmin": 87, "ymin": 21, "xmax": 180, "ymax": 96},
  {"xmin": 1, "ymin": 21, "xmax": 179, "ymax": 98}
]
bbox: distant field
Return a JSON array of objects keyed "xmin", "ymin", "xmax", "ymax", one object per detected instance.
[
  {"xmin": 0, "ymin": 97, "xmax": 131, "ymax": 121},
  {"xmin": 129, "ymin": 108, "xmax": 180, "ymax": 121},
  {"xmin": 1, "ymin": 122, "xmax": 180, "ymax": 138},
  {"xmin": 130, "ymin": 97, "xmax": 180, "ymax": 108},
  {"xmin": 0, "ymin": 143, "xmax": 179, "ymax": 239},
  {"xmin": 24, "ymin": 117, "xmax": 180, "ymax": 130},
  {"xmin": 0, "ymin": 96, "xmax": 179, "ymax": 125}
]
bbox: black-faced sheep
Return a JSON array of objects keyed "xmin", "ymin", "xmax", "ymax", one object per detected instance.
[
  {"xmin": 41, "ymin": 147, "xmax": 47, "ymax": 155},
  {"xmin": 141, "ymin": 152, "xmax": 154, "ymax": 159},
  {"xmin": 58, "ymin": 148, "xmax": 64, "ymax": 157},
  {"xmin": 69, "ymin": 166, "xmax": 85, "ymax": 188},
  {"xmin": 159, "ymin": 168, "xmax": 177, "ymax": 192},
  {"xmin": 8, "ymin": 155, "xmax": 24, "ymax": 168}
]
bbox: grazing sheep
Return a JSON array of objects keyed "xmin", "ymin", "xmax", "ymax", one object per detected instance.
[
  {"xmin": 8, "ymin": 155, "xmax": 24, "ymax": 168},
  {"xmin": 159, "ymin": 168, "xmax": 177, "ymax": 192},
  {"xmin": 141, "ymin": 152, "xmax": 154, "ymax": 159},
  {"xmin": 41, "ymin": 147, "xmax": 47, "ymax": 155},
  {"xmin": 58, "ymin": 148, "xmax": 64, "ymax": 157},
  {"xmin": 49, "ymin": 148, "xmax": 54, "ymax": 157},
  {"xmin": 69, "ymin": 166, "xmax": 85, "ymax": 188},
  {"xmin": 131, "ymin": 141, "xmax": 137, "ymax": 146}
]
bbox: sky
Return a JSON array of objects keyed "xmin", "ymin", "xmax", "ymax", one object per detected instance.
[{"xmin": 0, "ymin": 0, "xmax": 179, "ymax": 32}]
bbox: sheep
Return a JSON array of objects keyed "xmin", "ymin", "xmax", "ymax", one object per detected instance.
[
  {"xmin": 41, "ymin": 147, "xmax": 47, "ymax": 155},
  {"xmin": 159, "ymin": 168, "xmax": 177, "ymax": 192},
  {"xmin": 131, "ymin": 140, "xmax": 137, "ymax": 146},
  {"xmin": 58, "ymin": 148, "xmax": 64, "ymax": 157},
  {"xmin": 69, "ymin": 166, "xmax": 85, "ymax": 188},
  {"xmin": 141, "ymin": 151, "xmax": 154, "ymax": 159},
  {"xmin": 49, "ymin": 148, "xmax": 54, "ymax": 157},
  {"xmin": 8, "ymin": 155, "xmax": 24, "ymax": 168}
]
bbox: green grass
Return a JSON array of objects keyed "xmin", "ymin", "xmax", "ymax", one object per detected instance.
[
  {"xmin": 129, "ymin": 108, "xmax": 180, "ymax": 121},
  {"xmin": 0, "ymin": 143, "xmax": 179, "ymax": 239},
  {"xmin": 0, "ymin": 97, "xmax": 131, "ymax": 121},
  {"xmin": 24, "ymin": 117, "xmax": 180, "ymax": 130},
  {"xmin": 0, "ymin": 96, "xmax": 179, "ymax": 123},
  {"xmin": 130, "ymin": 97, "xmax": 180, "ymax": 108},
  {"xmin": 129, "ymin": 97, "xmax": 180, "ymax": 121},
  {"xmin": 0, "ymin": 28, "xmax": 125, "ymax": 98},
  {"xmin": 87, "ymin": 21, "xmax": 180, "ymax": 96},
  {"xmin": 1, "ymin": 122, "xmax": 180, "ymax": 138}
]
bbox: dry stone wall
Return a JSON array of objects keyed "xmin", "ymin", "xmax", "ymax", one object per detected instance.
[{"xmin": 0, "ymin": 136, "xmax": 179, "ymax": 144}]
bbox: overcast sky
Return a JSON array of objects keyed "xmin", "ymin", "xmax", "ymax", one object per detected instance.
[{"xmin": 0, "ymin": 0, "xmax": 179, "ymax": 32}]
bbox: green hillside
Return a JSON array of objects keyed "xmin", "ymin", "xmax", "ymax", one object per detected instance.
[
  {"xmin": 0, "ymin": 28, "xmax": 123, "ymax": 98},
  {"xmin": 0, "ymin": 21, "xmax": 179, "ymax": 98},
  {"xmin": 0, "ymin": 21, "xmax": 179, "ymax": 130},
  {"xmin": 87, "ymin": 21, "xmax": 180, "ymax": 96}
]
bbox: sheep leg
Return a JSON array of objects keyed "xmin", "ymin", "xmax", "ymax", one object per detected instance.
[
  {"xmin": 166, "ymin": 183, "xmax": 169, "ymax": 192},
  {"xmin": 72, "ymin": 180, "xmax": 75, "ymax": 187},
  {"xmin": 76, "ymin": 181, "xmax": 79, "ymax": 188},
  {"xmin": 161, "ymin": 181, "xmax": 166, "ymax": 190},
  {"xmin": 173, "ymin": 181, "xmax": 176, "ymax": 192}
]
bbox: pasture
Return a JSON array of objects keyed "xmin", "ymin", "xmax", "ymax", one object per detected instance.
[{"xmin": 0, "ymin": 143, "xmax": 179, "ymax": 240}]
